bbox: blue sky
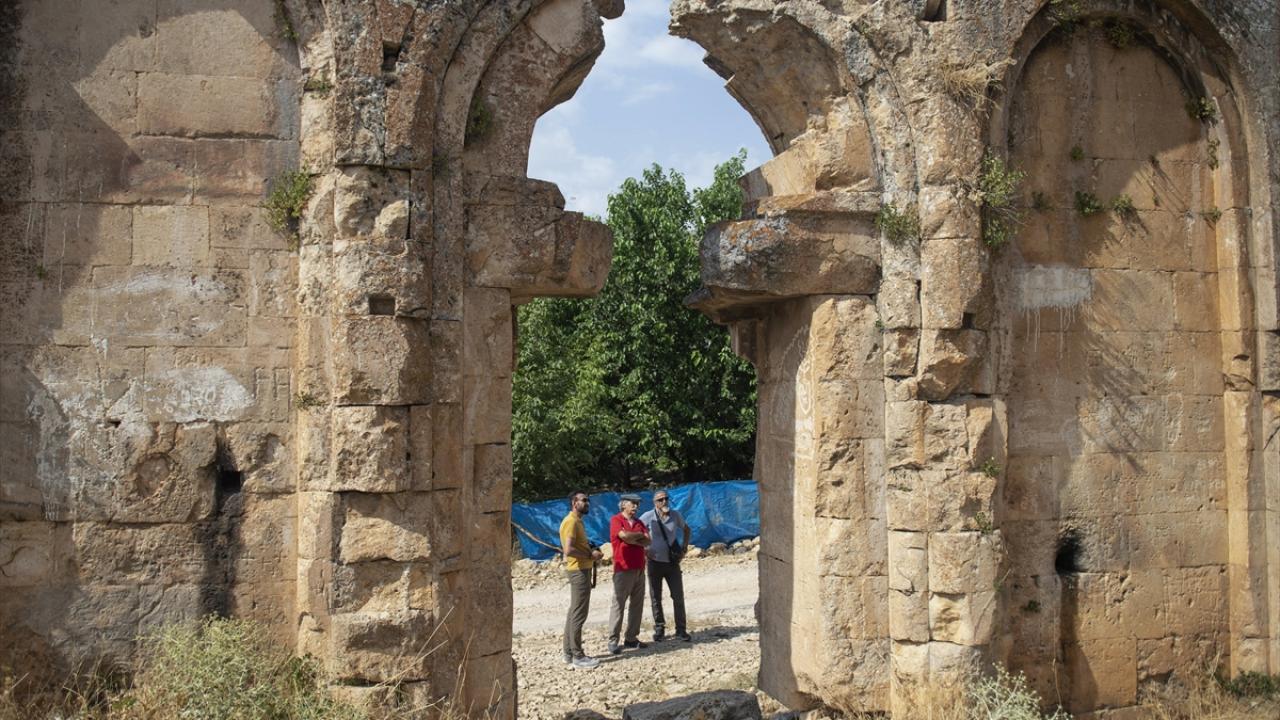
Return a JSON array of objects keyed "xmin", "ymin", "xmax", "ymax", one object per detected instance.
[{"xmin": 526, "ymin": 0, "xmax": 773, "ymax": 217}]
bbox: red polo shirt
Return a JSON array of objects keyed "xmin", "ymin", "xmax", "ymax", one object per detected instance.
[{"xmin": 610, "ymin": 514, "xmax": 648, "ymax": 571}]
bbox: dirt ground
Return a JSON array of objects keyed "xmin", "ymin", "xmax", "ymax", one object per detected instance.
[{"xmin": 510, "ymin": 541, "xmax": 780, "ymax": 720}]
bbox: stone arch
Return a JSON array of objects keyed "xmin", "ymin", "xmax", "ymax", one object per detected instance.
[{"xmin": 988, "ymin": 0, "xmax": 1276, "ymax": 711}]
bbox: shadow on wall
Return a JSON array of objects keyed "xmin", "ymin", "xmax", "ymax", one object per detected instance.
[
  {"xmin": 996, "ymin": 20, "xmax": 1228, "ymax": 712},
  {"xmin": 0, "ymin": 0, "xmax": 298, "ymax": 679}
]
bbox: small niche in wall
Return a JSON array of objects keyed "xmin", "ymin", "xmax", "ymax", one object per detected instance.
[
  {"xmin": 1054, "ymin": 530, "xmax": 1083, "ymax": 575},
  {"xmin": 921, "ymin": 0, "xmax": 946, "ymax": 21},
  {"xmin": 369, "ymin": 294, "xmax": 397, "ymax": 316},
  {"xmin": 217, "ymin": 468, "xmax": 243, "ymax": 496}
]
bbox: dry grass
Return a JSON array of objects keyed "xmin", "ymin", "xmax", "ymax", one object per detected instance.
[
  {"xmin": 941, "ymin": 57, "xmax": 1017, "ymax": 108},
  {"xmin": 0, "ymin": 617, "xmax": 488, "ymax": 720},
  {"xmin": 1143, "ymin": 672, "xmax": 1280, "ymax": 720}
]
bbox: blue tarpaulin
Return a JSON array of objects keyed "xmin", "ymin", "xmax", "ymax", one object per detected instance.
[{"xmin": 511, "ymin": 480, "xmax": 759, "ymax": 561}]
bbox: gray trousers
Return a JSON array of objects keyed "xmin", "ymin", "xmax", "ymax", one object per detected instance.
[
  {"xmin": 608, "ymin": 568, "xmax": 646, "ymax": 644},
  {"xmin": 564, "ymin": 568, "xmax": 592, "ymax": 658}
]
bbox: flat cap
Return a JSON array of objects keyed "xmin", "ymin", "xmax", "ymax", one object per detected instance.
[{"xmin": 620, "ymin": 493, "xmax": 642, "ymax": 503}]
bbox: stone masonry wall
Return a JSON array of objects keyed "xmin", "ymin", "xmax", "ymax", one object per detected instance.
[
  {"xmin": 0, "ymin": 0, "xmax": 301, "ymax": 680},
  {"xmin": 1, "ymin": 0, "xmax": 1279, "ymax": 718}
]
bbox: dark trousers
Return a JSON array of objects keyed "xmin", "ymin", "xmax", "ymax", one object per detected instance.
[
  {"xmin": 647, "ymin": 559, "xmax": 685, "ymax": 634},
  {"xmin": 564, "ymin": 568, "xmax": 592, "ymax": 658}
]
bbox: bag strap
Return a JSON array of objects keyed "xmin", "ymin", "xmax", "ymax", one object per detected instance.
[{"xmin": 653, "ymin": 513, "xmax": 670, "ymax": 542}]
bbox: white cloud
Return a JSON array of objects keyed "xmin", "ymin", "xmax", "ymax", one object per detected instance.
[
  {"xmin": 637, "ymin": 34, "xmax": 705, "ymax": 69},
  {"xmin": 622, "ymin": 81, "xmax": 673, "ymax": 105},
  {"xmin": 527, "ymin": 118, "xmax": 619, "ymax": 217}
]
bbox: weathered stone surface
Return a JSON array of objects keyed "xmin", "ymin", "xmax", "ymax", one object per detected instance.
[
  {"xmin": 4, "ymin": 0, "xmax": 1278, "ymax": 716},
  {"xmin": 622, "ymin": 691, "xmax": 761, "ymax": 720}
]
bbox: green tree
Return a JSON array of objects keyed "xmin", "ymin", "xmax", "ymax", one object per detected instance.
[{"xmin": 512, "ymin": 152, "xmax": 757, "ymax": 500}]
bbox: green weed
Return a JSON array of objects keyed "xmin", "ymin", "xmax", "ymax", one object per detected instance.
[
  {"xmin": 265, "ymin": 170, "xmax": 313, "ymax": 245},
  {"xmin": 976, "ymin": 154, "xmax": 1026, "ymax": 249},
  {"xmin": 875, "ymin": 202, "xmax": 921, "ymax": 245},
  {"xmin": 1075, "ymin": 191, "xmax": 1103, "ymax": 217}
]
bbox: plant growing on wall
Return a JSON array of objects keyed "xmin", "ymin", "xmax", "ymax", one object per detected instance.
[
  {"xmin": 1074, "ymin": 191, "xmax": 1103, "ymax": 216},
  {"xmin": 264, "ymin": 170, "xmax": 313, "ymax": 245},
  {"xmin": 875, "ymin": 202, "xmax": 921, "ymax": 245},
  {"xmin": 975, "ymin": 154, "xmax": 1026, "ymax": 249}
]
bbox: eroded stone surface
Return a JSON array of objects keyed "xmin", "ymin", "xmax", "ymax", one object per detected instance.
[{"xmin": 2, "ymin": 0, "xmax": 1279, "ymax": 717}]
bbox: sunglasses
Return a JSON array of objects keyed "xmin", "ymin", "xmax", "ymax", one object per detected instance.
[{"xmin": 654, "ymin": 497, "xmax": 668, "ymax": 503}]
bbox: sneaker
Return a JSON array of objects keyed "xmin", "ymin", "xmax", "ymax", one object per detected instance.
[
  {"xmin": 623, "ymin": 640, "xmax": 648, "ymax": 649},
  {"xmin": 676, "ymin": 631, "xmax": 692, "ymax": 642},
  {"xmin": 653, "ymin": 630, "xmax": 666, "ymax": 643},
  {"xmin": 607, "ymin": 641, "xmax": 621, "ymax": 655},
  {"xmin": 571, "ymin": 655, "xmax": 600, "ymax": 669}
]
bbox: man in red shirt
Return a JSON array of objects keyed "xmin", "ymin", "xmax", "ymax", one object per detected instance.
[{"xmin": 607, "ymin": 494, "xmax": 650, "ymax": 655}]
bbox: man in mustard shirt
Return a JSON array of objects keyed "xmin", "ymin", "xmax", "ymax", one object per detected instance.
[{"xmin": 561, "ymin": 491, "xmax": 603, "ymax": 669}]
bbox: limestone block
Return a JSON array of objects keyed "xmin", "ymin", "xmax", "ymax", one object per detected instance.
[
  {"xmin": 927, "ymin": 641, "xmax": 984, "ymax": 681},
  {"xmin": 0, "ymin": 522, "xmax": 58, "ymax": 588},
  {"xmin": 917, "ymin": 329, "xmax": 990, "ymax": 400},
  {"xmin": 328, "ymin": 405, "xmax": 410, "ymax": 493},
  {"xmin": 929, "ymin": 471, "xmax": 997, "ymax": 533},
  {"xmin": 103, "ymin": 422, "xmax": 218, "ymax": 523},
  {"xmin": 885, "ymin": 401, "xmax": 969, "ymax": 471},
  {"xmin": 220, "ymin": 422, "xmax": 290, "ymax": 489},
  {"xmin": 886, "ymin": 469, "xmax": 929, "ymax": 532},
  {"xmin": 878, "ymin": 276, "xmax": 920, "ymax": 329},
  {"xmin": 42, "ymin": 203, "xmax": 132, "ymax": 267},
  {"xmin": 1065, "ymin": 639, "xmax": 1138, "ymax": 712},
  {"xmin": 884, "ymin": 329, "xmax": 919, "ymax": 377},
  {"xmin": 153, "ymin": 0, "xmax": 291, "ymax": 78},
  {"xmin": 138, "ymin": 74, "xmax": 291, "ymax": 139},
  {"xmin": 808, "ymin": 296, "xmax": 881, "ymax": 381},
  {"xmin": 463, "ymin": 374, "xmax": 512, "ymax": 447},
  {"xmin": 815, "ymin": 379, "xmax": 884, "ymax": 441},
  {"xmin": 817, "ymin": 516, "xmax": 885, "ymax": 577},
  {"xmin": 1001, "ymin": 520, "xmax": 1058, "ymax": 578},
  {"xmin": 887, "ymin": 531, "xmax": 927, "ymax": 592},
  {"xmin": 919, "ymin": 186, "xmax": 980, "ymax": 241},
  {"xmin": 464, "ymin": 288, "xmax": 513, "ymax": 377},
  {"xmin": 331, "ymin": 242, "xmax": 432, "ymax": 318},
  {"xmin": 297, "ymin": 492, "xmax": 339, "ymax": 561},
  {"xmin": 431, "ymin": 490, "xmax": 464, "ymax": 564},
  {"xmin": 622, "ymin": 691, "xmax": 762, "ymax": 720},
  {"xmin": 474, "ymin": 444, "xmax": 512, "ymax": 514},
  {"xmin": 328, "ymin": 610, "xmax": 434, "ymax": 682},
  {"xmin": 92, "ymin": 267, "xmax": 246, "ymax": 347},
  {"xmin": 888, "ymin": 590, "xmax": 929, "ymax": 642},
  {"xmin": 1260, "ymin": 332, "xmax": 1280, "ymax": 391},
  {"xmin": 211, "ymin": 207, "xmax": 280, "ymax": 252},
  {"xmin": 928, "ymin": 592, "xmax": 996, "ymax": 645},
  {"xmin": 339, "ymin": 493, "xmax": 433, "ymax": 563},
  {"xmin": 928, "ymin": 531, "xmax": 1000, "ymax": 594},
  {"xmin": 430, "ymin": 320, "xmax": 462, "ymax": 403},
  {"xmin": 468, "ymin": 202, "xmax": 612, "ymax": 300},
  {"xmin": 1163, "ymin": 566, "xmax": 1227, "ymax": 637},
  {"xmin": 408, "ymin": 406, "xmax": 434, "ymax": 491},
  {"xmin": 695, "ymin": 215, "xmax": 879, "ymax": 316},
  {"xmin": 332, "ymin": 560, "xmax": 435, "ymax": 617},
  {"xmin": 333, "ymin": 167, "xmax": 412, "ymax": 241},
  {"xmin": 1085, "ymin": 270, "xmax": 1175, "ymax": 332},
  {"xmin": 432, "ymin": 403, "xmax": 464, "ymax": 490},
  {"xmin": 466, "ymin": 559, "xmax": 513, "ymax": 657},
  {"xmin": 194, "ymin": 139, "xmax": 298, "ymax": 204},
  {"xmin": 814, "ymin": 438, "xmax": 880, "ymax": 520},
  {"xmin": 332, "ymin": 316, "xmax": 431, "ymax": 405}
]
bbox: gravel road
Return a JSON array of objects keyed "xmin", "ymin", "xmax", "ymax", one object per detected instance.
[{"xmin": 511, "ymin": 551, "xmax": 773, "ymax": 720}]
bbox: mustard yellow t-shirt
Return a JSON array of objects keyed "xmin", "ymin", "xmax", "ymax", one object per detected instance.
[{"xmin": 559, "ymin": 512, "xmax": 593, "ymax": 571}]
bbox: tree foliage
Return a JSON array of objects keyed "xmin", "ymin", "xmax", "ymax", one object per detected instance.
[{"xmin": 512, "ymin": 153, "xmax": 757, "ymax": 500}]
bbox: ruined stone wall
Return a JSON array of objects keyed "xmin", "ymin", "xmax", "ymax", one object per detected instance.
[
  {"xmin": 1, "ymin": 0, "xmax": 1278, "ymax": 717},
  {"xmin": 684, "ymin": 0, "xmax": 1280, "ymax": 715},
  {"xmin": 0, "ymin": 0, "xmax": 301, "ymax": 678}
]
